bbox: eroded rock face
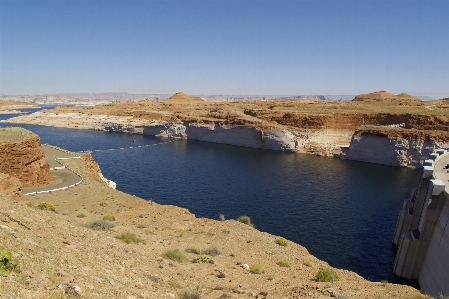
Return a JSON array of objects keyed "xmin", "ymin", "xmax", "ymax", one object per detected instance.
[
  {"xmin": 0, "ymin": 127, "xmax": 53, "ymax": 187},
  {"xmin": 340, "ymin": 128, "xmax": 449, "ymax": 167},
  {"xmin": 0, "ymin": 172, "xmax": 25, "ymax": 200}
]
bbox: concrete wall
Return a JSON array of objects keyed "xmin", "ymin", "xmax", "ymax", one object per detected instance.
[
  {"xmin": 419, "ymin": 193, "xmax": 449, "ymax": 297},
  {"xmin": 393, "ymin": 151, "xmax": 449, "ymax": 297}
]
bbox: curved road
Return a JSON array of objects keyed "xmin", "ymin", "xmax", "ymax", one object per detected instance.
[{"xmin": 22, "ymin": 145, "xmax": 82, "ymax": 195}]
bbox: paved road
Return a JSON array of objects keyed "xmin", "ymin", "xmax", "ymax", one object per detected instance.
[{"xmin": 22, "ymin": 145, "xmax": 82, "ymax": 194}]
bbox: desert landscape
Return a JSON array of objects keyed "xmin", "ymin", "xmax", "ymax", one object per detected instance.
[
  {"xmin": 4, "ymin": 91, "xmax": 449, "ymax": 167},
  {"xmin": 0, "ymin": 126, "xmax": 427, "ymax": 298}
]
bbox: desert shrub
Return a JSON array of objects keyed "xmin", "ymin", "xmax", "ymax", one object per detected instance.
[
  {"xmin": 193, "ymin": 256, "xmax": 213, "ymax": 264},
  {"xmin": 276, "ymin": 237, "xmax": 288, "ymax": 247},
  {"xmin": 37, "ymin": 202, "xmax": 55, "ymax": 211},
  {"xmin": 0, "ymin": 248, "xmax": 20, "ymax": 276},
  {"xmin": 249, "ymin": 263, "xmax": 263, "ymax": 274},
  {"xmin": 116, "ymin": 232, "xmax": 145, "ymax": 244},
  {"xmin": 276, "ymin": 259, "xmax": 289, "ymax": 267},
  {"xmin": 100, "ymin": 202, "xmax": 107, "ymax": 207},
  {"xmin": 179, "ymin": 285, "xmax": 202, "ymax": 299},
  {"xmin": 315, "ymin": 268, "xmax": 339, "ymax": 282},
  {"xmin": 303, "ymin": 256, "xmax": 313, "ymax": 267},
  {"xmin": 236, "ymin": 215, "xmax": 254, "ymax": 227},
  {"xmin": 87, "ymin": 220, "xmax": 116, "ymax": 230},
  {"xmin": 163, "ymin": 249, "xmax": 187, "ymax": 263},
  {"xmin": 203, "ymin": 246, "xmax": 221, "ymax": 256},
  {"xmin": 186, "ymin": 246, "xmax": 202, "ymax": 255},
  {"xmin": 77, "ymin": 212, "xmax": 86, "ymax": 218},
  {"xmin": 218, "ymin": 214, "xmax": 225, "ymax": 221},
  {"xmin": 102, "ymin": 214, "xmax": 116, "ymax": 221}
]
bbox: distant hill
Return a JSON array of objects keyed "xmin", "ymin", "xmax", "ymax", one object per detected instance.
[
  {"xmin": 352, "ymin": 90, "xmax": 421, "ymax": 102},
  {"xmin": 164, "ymin": 92, "xmax": 205, "ymax": 104}
]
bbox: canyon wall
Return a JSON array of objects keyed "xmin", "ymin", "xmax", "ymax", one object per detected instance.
[
  {"xmin": 5, "ymin": 112, "xmax": 449, "ymax": 167},
  {"xmin": 141, "ymin": 121, "xmax": 298, "ymax": 151},
  {"xmin": 0, "ymin": 127, "xmax": 53, "ymax": 187},
  {"xmin": 340, "ymin": 128, "xmax": 449, "ymax": 167}
]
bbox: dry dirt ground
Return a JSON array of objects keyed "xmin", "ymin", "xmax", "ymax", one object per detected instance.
[{"xmin": 0, "ymin": 148, "xmax": 426, "ymax": 299}]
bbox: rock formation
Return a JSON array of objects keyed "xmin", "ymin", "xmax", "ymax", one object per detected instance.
[
  {"xmin": 164, "ymin": 91, "xmax": 205, "ymax": 104},
  {"xmin": 352, "ymin": 90, "xmax": 421, "ymax": 102},
  {"xmin": 0, "ymin": 127, "xmax": 53, "ymax": 187},
  {"xmin": 4, "ymin": 91, "xmax": 449, "ymax": 167},
  {"xmin": 340, "ymin": 127, "xmax": 449, "ymax": 167}
]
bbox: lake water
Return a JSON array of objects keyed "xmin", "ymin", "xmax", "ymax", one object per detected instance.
[{"xmin": 1, "ymin": 110, "xmax": 421, "ymax": 283}]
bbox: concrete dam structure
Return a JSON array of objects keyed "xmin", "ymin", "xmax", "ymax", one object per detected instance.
[{"xmin": 393, "ymin": 149, "xmax": 449, "ymax": 297}]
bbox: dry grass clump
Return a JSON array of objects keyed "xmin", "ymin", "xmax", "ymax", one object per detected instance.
[
  {"xmin": 163, "ymin": 249, "xmax": 187, "ymax": 263},
  {"xmin": 276, "ymin": 259, "xmax": 289, "ymax": 267},
  {"xmin": 37, "ymin": 202, "xmax": 55, "ymax": 211},
  {"xmin": 178, "ymin": 286, "xmax": 202, "ymax": 299},
  {"xmin": 116, "ymin": 232, "xmax": 145, "ymax": 244},
  {"xmin": 315, "ymin": 268, "xmax": 339, "ymax": 282},
  {"xmin": 87, "ymin": 220, "xmax": 116, "ymax": 230},
  {"xmin": 102, "ymin": 214, "xmax": 116, "ymax": 221},
  {"xmin": 202, "ymin": 246, "xmax": 221, "ymax": 256},
  {"xmin": 249, "ymin": 263, "xmax": 263, "ymax": 274},
  {"xmin": 236, "ymin": 215, "xmax": 254, "ymax": 227},
  {"xmin": 276, "ymin": 237, "xmax": 288, "ymax": 247}
]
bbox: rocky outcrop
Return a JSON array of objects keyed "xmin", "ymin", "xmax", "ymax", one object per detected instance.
[
  {"xmin": 0, "ymin": 172, "xmax": 26, "ymax": 200},
  {"xmin": 164, "ymin": 91, "xmax": 205, "ymax": 104},
  {"xmin": 340, "ymin": 128, "xmax": 449, "ymax": 167},
  {"xmin": 352, "ymin": 90, "xmax": 421, "ymax": 102},
  {"xmin": 142, "ymin": 121, "xmax": 297, "ymax": 151},
  {"xmin": 0, "ymin": 127, "xmax": 53, "ymax": 187}
]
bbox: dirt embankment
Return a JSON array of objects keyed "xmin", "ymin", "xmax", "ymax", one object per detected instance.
[
  {"xmin": 0, "ymin": 127, "xmax": 53, "ymax": 187},
  {"xmin": 0, "ymin": 134, "xmax": 424, "ymax": 298}
]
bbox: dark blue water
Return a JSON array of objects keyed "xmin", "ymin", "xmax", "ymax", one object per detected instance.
[{"xmin": 1, "ymin": 113, "xmax": 421, "ymax": 283}]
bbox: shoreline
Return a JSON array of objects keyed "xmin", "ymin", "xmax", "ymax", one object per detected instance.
[{"xmin": 4, "ymin": 111, "xmax": 449, "ymax": 168}]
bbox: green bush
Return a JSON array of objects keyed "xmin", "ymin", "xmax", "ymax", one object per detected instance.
[
  {"xmin": 236, "ymin": 215, "xmax": 254, "ymax": 227},
  {"xmin": 116, "ymin": 232, "xmax": 145, "ymax": 244},
  {"xmin": 315, "ymin": 268, "xmax": 339, "ymax": 282},
  {"xmin": 163, "ymin": 249, "xmax": 187, "ymax": 263},
  {"xmin": 102, "ymin": 214, "xmax": 116, "ymax": 221},
  {"xmin": 249, "ymin": 263, "xmax": 263, "ymax": 274},
  {"xmin": 276, "ymin": 237, "xmax": 288, "ymax": 247},
  {"xmin": 37, "ymin": 202, "xmax": 55, "ymax": 211},
  {"xmin": 193, "ymin": 256, "xmax": 212, "ymax": 264},
  {"xmin": 276, "ymin": 259, "xmax": 289, "ymax": 267},
  {"xmin": 0, "ymin": 248, "xmax": 20, "ymax": 276}
]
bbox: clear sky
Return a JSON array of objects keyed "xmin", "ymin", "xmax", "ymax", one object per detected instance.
[{"xmin": 1, "ymin": 0, "xmax": 448, "ymax": 99}]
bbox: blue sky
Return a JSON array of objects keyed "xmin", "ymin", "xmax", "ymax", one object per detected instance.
[{"xmin": 1, "ymin": 0, "xmax": 448, "ymax": 99}]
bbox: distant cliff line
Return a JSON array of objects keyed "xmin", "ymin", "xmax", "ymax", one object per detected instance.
[{"xmin": 4, "ymin": 111, "xmax": 449, "ymax": 168}]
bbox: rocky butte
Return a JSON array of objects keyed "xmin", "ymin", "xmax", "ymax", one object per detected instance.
[
  {"xmin": 0, "ymin": 127, "xmax": 426, "ymax": 298},
  {"xmin": 5, "ymin": 90, "xmax": 449, "ymax": 167},
  {"xmin": 0, "ymin": 127, "xmax": 53, "ymax": 190}
]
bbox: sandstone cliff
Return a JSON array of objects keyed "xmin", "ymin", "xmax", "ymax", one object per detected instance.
[
  {"xmin": 340, "ymin": 127, "xmax": 449, "ymax": 167},
  {"xmin": 0, "ymin": 127, "xmax": 53, "ymax": 187},
  {"xmin": 4, "ymin": 91, "xmax": 449, "ymax": 167}
]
